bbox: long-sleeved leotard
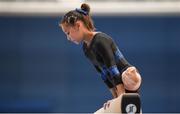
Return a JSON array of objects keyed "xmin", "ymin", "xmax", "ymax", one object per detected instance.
[{"xmin": 82, "ymin": 32, "xmax": 132, "ymax": 89}]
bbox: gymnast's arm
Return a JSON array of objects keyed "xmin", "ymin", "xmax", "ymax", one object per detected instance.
[
  {"xmin": 93, "ymin": 65, "xmax": 118, "ymax": 98},
  {"xmin": 95, "ymin": 38, "xmax": 124, "ymax": 97}
]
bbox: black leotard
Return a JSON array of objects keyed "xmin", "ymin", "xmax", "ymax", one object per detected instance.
[{"xmin": 82, "ymin": 32, "xmax": 132, "ymax": 88}]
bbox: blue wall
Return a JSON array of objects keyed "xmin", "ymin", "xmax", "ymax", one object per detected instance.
[{"xmin": 0, "ymin": 16, "xmax": 180, "ymax": 112}]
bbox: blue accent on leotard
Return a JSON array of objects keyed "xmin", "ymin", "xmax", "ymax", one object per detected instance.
[
  {"xmin": 115, "ymin": 49, "xmax": 124, "ymax": 61},
  {"xmin": 108, "ymin": 65, "xmax": 120, "ymax": 77},
  {"xmin": 101, "ymin": 65, "xmax": 108, "ymax": 81}
]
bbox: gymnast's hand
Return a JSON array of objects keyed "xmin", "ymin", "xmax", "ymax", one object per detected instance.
[{"xmin": 122, "ymin": 66, "xmax": 142, "ymax": 91}]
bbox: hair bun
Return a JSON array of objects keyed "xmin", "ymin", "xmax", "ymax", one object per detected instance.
[{"xmin": 81, "ymin": 3, "xmax": 90, "ymax": 14}]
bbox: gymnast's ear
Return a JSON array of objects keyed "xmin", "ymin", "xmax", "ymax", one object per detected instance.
[{"xmin": 73, "ymin": 20, "xmax": 80, "ymax": 30}]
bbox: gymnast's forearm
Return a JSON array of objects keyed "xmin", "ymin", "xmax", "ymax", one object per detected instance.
[
  {"xmin": 109, "ymin": 84, "xmax": 125, "ymax": 98},
  {"xmin": 109, "ymin": 88, "xmax": 118, "ymax": 98}
]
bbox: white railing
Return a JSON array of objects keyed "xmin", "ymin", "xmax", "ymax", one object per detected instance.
[{"xmin": 0, "ymin": 0, "xmax": 180, "ymax": 16}]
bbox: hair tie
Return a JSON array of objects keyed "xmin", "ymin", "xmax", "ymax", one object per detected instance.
[{"xmin": 75, "ymin": 8, "xmax": 88, "ymax": 16}]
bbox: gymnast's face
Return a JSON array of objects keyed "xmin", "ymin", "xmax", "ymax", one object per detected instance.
[{"xmin": 61, "ymin": 21, "xmax": 84, "ymax": 45}]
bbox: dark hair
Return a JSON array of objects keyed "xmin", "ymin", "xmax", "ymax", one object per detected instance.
[{"xmin": 60, "ymin": 3, "xmax": 95, "ymax": 31}]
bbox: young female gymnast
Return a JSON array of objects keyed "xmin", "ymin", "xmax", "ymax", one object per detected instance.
[{"xmin": 59, "ymin": 3, "xmax": 142, "ymax": 113}]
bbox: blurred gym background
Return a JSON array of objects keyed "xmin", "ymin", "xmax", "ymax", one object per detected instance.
[{"xmin": 0, "ymin": 0, "xmax": 180, "ymax": 113}]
